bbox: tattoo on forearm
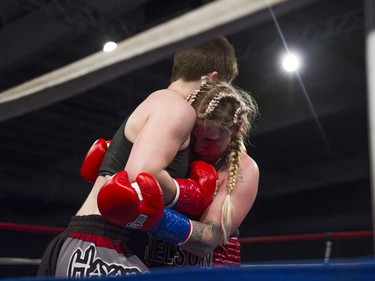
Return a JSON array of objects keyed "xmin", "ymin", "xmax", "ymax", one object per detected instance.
[{"xmin": 182, "ymin": 221, "xmax": 223, "ymax": 255}]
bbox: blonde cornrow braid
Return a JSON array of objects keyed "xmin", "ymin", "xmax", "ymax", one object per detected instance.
[
  {"xmin": 233, "ymin": 106, "xmax": 249, "ymax": 125},
  {"xmin": 205, "ymin": 92, "xmax": 238, "ymax": 116},
  {"xmin": 186, "ymin": 76, "xmax": 209, "ymax": 105}
]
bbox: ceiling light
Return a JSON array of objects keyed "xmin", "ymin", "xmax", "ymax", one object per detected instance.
[
  {"xmin": 103, "ymin": 41, "xmax": 117, "ymax": 52},
  {"xmin": 282, "ymin": 52, "xmax": 301, "ymax": 72}
]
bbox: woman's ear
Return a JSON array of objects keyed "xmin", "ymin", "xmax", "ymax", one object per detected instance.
[{"xmin": 207, "ymin": 71, "xmax": 218, "ymax": 80}]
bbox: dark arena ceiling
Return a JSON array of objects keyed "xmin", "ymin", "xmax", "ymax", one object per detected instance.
[{"xmin": 0, "ymin": 0, "xmax": 373, "ymax": 277}]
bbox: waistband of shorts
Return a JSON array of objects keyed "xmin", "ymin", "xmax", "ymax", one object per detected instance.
[{"xmin": 65, "ymin": 215, "xmax": 131, "ymax": 243}]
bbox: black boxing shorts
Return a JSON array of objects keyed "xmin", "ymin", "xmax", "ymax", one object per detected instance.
[{"xmin": 37, "ymin": 215, "xmax": 149, "ymax": 277}]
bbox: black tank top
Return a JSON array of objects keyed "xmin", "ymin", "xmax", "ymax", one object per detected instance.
[{"xmin": 99, "ymin": 117, "xmax": 189, "ymax": 178}]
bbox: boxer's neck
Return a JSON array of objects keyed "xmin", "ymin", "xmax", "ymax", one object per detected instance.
[{"xmin": 168, "ymin": 79, "xmax": 201, "ymax": 100}]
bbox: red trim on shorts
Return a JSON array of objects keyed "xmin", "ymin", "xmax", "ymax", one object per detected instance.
[{"xmin": 69, "ymin": 232, "xmax": 130, "ymax": 254}]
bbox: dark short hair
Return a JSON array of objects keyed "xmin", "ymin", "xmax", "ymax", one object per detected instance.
[{"xmin": 170, "ymin": 36, "xmax": 238, "ymax": 83}]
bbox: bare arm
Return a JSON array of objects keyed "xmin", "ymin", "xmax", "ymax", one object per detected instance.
[
  {"xmin": 125, "ymin": 93, "xmax": 196, "ymax": 204},
  {"xmin": 180, "ymin": 220, "xmax": 223, "ymax": 257},
  {"xmin": 181, "ymin": 153, "xmax": 259, "ymax": 257}
]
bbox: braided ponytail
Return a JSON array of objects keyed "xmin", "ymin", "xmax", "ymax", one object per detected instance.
[{"xmin": 221, "ymin": 133, "xmax": 243, "ymax": 242}]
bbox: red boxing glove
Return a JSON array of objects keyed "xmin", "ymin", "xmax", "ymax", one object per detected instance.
[
  {"xmin": 80, "ymin": 138, "xmax": 111, "ymax": 183},
  {"xmin": 97, "ymin": 170, "xmax": 164, "ymax": 231},
  {"xmin": 169, "ymin": 161, "xmax": 219, "ymax": 216}
]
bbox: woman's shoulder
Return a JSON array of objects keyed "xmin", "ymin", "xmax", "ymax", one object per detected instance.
[
  {"xmin": 149, "ymin": 89, "xmax": 194, "ymax": 110},
  {"xmin": 130, "ymin": 89, "xmax": 194, "ymax": 126},
  {"xmin": 240, "ymin": 150, "xmax": 259, "ymax": 175},
  {"xmin": 144, "ymin": 90, "xmax": 196, "ymax": 129}
]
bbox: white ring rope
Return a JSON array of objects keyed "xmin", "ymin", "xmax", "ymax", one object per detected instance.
[{"xmin": 0, "ymin": 258, "xmax": 41, "ymax": 265}]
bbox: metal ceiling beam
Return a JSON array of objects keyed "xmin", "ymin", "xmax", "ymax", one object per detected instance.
[
  {"xmin": 0, "ymin": 0, "xmax": 151, "ymax": 72},
  {"xmin": 0, "ymin": 0, "xmax": 313, "ymax": 122}
]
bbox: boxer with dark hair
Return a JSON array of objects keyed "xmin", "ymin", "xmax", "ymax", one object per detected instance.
[{"xmin": 37, "ymin": 36, "xmax": 238, "ymax": 277}]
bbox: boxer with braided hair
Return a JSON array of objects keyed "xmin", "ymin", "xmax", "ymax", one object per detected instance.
[
  {"xmin": 187, "ymin": 77, "xmax": 256, "ymax": 242},
  {"xmin": 144, "ymin": 77, "xmax": 259, "ymax": 268}
]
